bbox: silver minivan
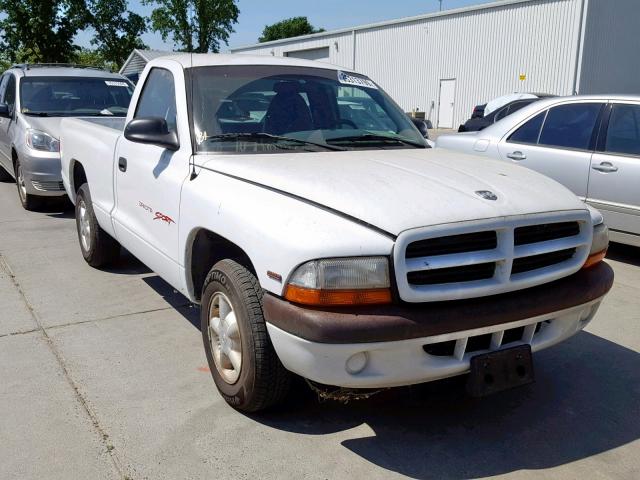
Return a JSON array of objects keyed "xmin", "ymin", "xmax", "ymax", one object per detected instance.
[{"xmin": 0, "ymin": 64, "xmax": 134, "ymax": 210}]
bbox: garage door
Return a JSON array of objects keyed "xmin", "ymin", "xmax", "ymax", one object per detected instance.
[{"xmin": 285, "ymin": 47, "xmax": 330, "ymax": 63}]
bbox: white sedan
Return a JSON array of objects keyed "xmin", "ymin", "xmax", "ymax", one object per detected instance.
[{"xmin": 436, "ymin": 95, "xmax": 640, "ymax": 247}]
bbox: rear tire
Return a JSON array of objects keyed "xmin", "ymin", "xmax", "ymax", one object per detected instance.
[
  {"xmin": 15, "ymin": 159, "xmax": 42, "ymax": 211},
  {"xmin": 201, "ymin": 259, "xmax": 291, "ymax": 412},
  {"xmin": 75, "ymin": 184, "xmax": 121, "ymax": 267}
]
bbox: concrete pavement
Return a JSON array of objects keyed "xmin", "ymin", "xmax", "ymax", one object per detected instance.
[{"xmin": 1, "ymin": 178, "xmax": 639, "ymax": 480}]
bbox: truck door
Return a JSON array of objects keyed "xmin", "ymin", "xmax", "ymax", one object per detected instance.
[
  {"xmin": 112, "ymin": 66, "xmax": 192, "ymax": 288},
  {"xmin": 587, "ymin": 102, "xmax": 640, "ymax": 238}
]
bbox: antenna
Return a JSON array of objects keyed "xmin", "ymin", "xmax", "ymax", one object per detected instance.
[
  {"xmin": 189, "ymin": 1, "xmax": 198, "ymax": 181},
  {"xmin": 439, "ymin": 0, "xmax": 443, "ymax": 11}
]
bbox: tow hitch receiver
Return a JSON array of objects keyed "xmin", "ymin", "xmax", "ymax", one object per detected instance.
[{"xmin": 467, "ymin": 345, "xmax": 534, "ymax": 397}]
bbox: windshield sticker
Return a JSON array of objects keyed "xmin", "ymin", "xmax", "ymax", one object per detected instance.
[
  {"xmin": 105, "ymin": 81, "xmax": 129, "ymax": 87},
  {"xmin": 337, "ymin": 71, "xmax": 378, "ymax": 89}
]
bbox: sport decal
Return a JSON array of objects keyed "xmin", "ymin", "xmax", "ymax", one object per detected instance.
[{"xmin": 139, "ymin": 201, "xmax": 175, "ymax": 225}]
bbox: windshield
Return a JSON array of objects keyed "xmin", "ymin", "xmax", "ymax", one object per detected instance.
[
  {"xmin": 20, "ymin": 76, "xmax": 134, "ymax": 117},
  {"xmin": 191, "ymin": 65, "xmax": 426, "ymax": 153}
]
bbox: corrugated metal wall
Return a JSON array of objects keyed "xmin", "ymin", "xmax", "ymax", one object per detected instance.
[
  {"xmin": 579, "ymin": 0, "xmax": 640, "ymax": 94},
  {"xmin": 232, "ymin": 0, "xmax": 583, "ymax": 127}
]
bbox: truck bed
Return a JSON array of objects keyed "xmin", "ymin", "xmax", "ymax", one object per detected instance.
[{"xmin": 60, "ymin": 117, "xmax": 124, "ymax": 236}]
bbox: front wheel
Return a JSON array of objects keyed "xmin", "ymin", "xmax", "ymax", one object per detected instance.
[
  {"xmin": 15, "ymin": 159, "xmax": 41, "ymax": 211},
  {"xmin": 201, "ymin": 259, "xmax": 291, "ymax": 412},
  {"xmin": 75, "ymin": 184, "xmax": 121, "ymax": 267}
]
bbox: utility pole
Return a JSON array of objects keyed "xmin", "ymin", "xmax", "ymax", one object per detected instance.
[{"xmin": 439, "ymin": 0, "xmax": 443, "ymax": 11}]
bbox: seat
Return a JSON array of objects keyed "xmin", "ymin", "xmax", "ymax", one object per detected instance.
[{"xmin": 263, "ymin": 82, "xmax": 313, "ymax": 135}]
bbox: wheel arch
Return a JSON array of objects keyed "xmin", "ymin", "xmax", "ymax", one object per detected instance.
[
  {"xmin": 186, "ymin": 228, "xmax": 257, "ymax": 302},
  {"xmin": 70, "ymin": 159, "xmax": 87, "ymax": 195}
]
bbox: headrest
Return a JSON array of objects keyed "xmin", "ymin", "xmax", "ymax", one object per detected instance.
[{"xmin": 273, "ymin": 81, "xmax": 301, "ymax": 95}]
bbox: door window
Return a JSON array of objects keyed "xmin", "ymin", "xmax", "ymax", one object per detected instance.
[
  {"xmin": 3, "ymin": 75, "xmax": 16, "ymax": 113},
  {"xmin": 134, "ymin": 68, "xmax": 177, "ymax": 132},
  {"xmin": 538, "ymin": 103, "xmax": 601, "ymax": 150},
  {"xmin": 604, "ymin": 104, "xmax": 640, "ymax": 157},
  {"xmin": 508, "ymin": 111, "xmax": 545, "ymax": 144},
  {"xmin": 0, "ymin": 75, "xmax": 8, "ymax": 103}
]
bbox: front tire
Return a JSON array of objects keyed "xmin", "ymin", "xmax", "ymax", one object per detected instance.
[
  {"xmin": 75, "ymin": 184, "xmax": 121, "ymax": 267},
  {"xmin": 201, "ymin": 259, "xmax": 291, "ymax": 412},
  {"xmin": 15, "ymin": 159, "xmax": 42, "ymax": 211}
]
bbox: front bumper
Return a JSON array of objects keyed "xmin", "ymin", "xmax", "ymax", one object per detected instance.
[
  {"xmin": 18, "ymin": 148, "xmax": 65, "ymax": 197},
  {"xmin": 264, "ymin": 262, "xmax": 613, "ymax": 388}
]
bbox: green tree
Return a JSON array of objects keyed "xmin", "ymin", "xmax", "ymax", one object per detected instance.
[
  {"xmin": 88, "ymin": 0, "xmax": 148, "ymax": 67},
  {"xmin": 0, "ymin": 0, "xmax": 90, "ymax": 63},
  {"xmin": 72, "ymin": 48, "xmax": 118, "ymax": 71},
  {"xmin": 259, "ymin": 17, "xmax": 324, "ymax": 43},
  {"xmin": 143, "ymin": 0, "xmax": 239, "ymax": 53}
]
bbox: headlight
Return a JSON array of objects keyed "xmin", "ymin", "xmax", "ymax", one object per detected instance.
[
  {"xmin": 26, "ymin": 129, "xmax": 60, "ymax": 152},
  {"xmin": 284, "ymin": 256, "xmax": 392, "ymax": 306},
  {"xmin": 583, "ymin": 222, "xmax": 609, "ymax": 269}
]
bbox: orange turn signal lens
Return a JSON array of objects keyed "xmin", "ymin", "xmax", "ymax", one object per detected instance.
[
  {"xmin": 284, "ymin": 285, "xmax": 392, "ymax": 306},
  {"xmin": 583, "ymin": 249, "xmax": 607, "ymax": 269}
]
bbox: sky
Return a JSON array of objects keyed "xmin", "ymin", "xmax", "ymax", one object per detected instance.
[{"xmin": 75, "ymin": 0, "xmax": 494, "ymax": 52}]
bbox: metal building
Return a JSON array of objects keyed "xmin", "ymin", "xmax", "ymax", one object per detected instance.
[{"xmin": 230, "ymin": 0, "xmax": 640, "ymax": 129}]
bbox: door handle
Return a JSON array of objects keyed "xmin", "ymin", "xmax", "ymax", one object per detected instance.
[
  {"xmin": 507, "ymin": 151, "xmax": 527, "ymax": 161},
  {"xmin": 592, "ymin": 162, "xmax": 618, "ymax": 173},
  {"xmin": 118, "ymin": 157, "xmax": 127, "ymax": 172}
]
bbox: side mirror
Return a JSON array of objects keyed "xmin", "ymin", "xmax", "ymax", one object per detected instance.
[
  {"xmin": 410, "ymin": 117, "xmax": 430, "ymax": 139},
  {"xmin": 0, "ymin": 103, "xmax": 10, "ymax": 119},
  {"xmin": 124, "ymin": 117, "xmax": 179, "ymax": 151}
]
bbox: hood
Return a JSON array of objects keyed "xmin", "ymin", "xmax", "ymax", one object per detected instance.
[{"xmin": 197, "ymin": 149, "xmax": 587, "ymax": 236}]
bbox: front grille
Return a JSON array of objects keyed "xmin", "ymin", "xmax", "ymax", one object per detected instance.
[
  {"xmin": 31, "ymin": 180, "xmax": 65, "ymax": 192},
  {"xmin": 406, "ymin": 231, "xmax": 497, "ymax": 258},
  {"xmin": 423, "ymin": 321, "xmax": 547, "ymax": 359},
  {"xmin": 515, "ymin": 222, "xmax": 580, "ymax": 246},
  {"xmin": 394, "ymin": 212, "xmax": 592, "ymax": 302},
  {"xmin": 512, "ymin": 248, "xmax": 576, "ymax": 275},
  {"xmin": 407, "ymin": 263, "xmax": 495, "ymax": 285}
]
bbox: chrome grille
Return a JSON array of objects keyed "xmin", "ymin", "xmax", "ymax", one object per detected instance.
[
  {"xmin": 31, "ymin": 180, "xmax": 65, "ymax": 192},
  {"xmin": 394, "ymin": 211, "xmax": 592, "ymax": 302}
]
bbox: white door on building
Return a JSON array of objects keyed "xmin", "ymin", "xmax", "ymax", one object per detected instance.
[
  {"xmin": 285, "ymin": 47, "xmax": 330, "ymax": 63},
  {"xmin": 438, "ymin": 79, "xmax": 456, "ymax": 128}
]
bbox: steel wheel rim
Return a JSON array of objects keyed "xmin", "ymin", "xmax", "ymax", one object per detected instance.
[
  {"xmin": 208, "ymin": 292, "xmax": 243, "ymax": 384},
  {"xmin": 78, "ymin": 199, "xmax": 92, "ymax": 252},
  {"xmin": 17, "ymin": 164, "xmax": 27, "ymax": 202}
]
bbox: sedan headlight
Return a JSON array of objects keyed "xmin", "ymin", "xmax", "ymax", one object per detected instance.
[
  {"xmin": 26, "ymin": 129, "xmax": 60, "ymax": 152},
  {"xmin": 284, "ymin": 256, "xmax": 392, "ymax": 306}
]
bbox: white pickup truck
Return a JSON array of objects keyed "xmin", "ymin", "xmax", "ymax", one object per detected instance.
[{"xmin": 60, "ymin": 54, "xmax": 613, "ymax": 412}]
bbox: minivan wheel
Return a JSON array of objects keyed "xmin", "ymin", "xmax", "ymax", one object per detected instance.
[
  {"xmin": 15, "ymin": 160, "xmax": 42, "ymax": 211},
  {"xmin": 75, "ymin": 184, "xmax": 121, "ymax": 267},
  {"xmin": 201, "ymin": 259, "xmax": 291, "ymax": 412}
]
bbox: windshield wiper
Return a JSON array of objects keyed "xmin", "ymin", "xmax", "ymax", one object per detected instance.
[
  {"xmin": 203, "ymin": 132, "xmax": 345, "ymax": 151},
  {"xmin": 22, "ymin": 111, "xmax": 52, "ymax": 117},
  {"xmin": 327, "ymin": 133, "xmax": 426, "ymax": 148}
]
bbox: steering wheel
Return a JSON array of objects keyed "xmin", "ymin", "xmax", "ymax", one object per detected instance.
[{"xmin": 336, "ymin": 119, "xmax": 357, "ymax": 129}]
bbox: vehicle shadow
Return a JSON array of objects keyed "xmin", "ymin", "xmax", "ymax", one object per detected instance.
[
  {"xmin": 141, "ymin": 273, "xmax": 200, "ymax": 329},
  {"xmin": 607, "ymin": 242, "xmax": 640, "ymax": 267},
  {"xmin": 249, "ymin": 332, "xmax": 639, "ymax": 479}
]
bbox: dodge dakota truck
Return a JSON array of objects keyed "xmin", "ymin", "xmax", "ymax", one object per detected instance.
[{"xmin": 60, "ymin": 54, "xmax": 613, "ymax": 412}]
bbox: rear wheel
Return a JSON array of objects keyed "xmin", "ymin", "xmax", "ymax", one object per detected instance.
[
  {"xmin": 75, "ymin": 184, "xmax": 121, "ymax": 267},
  {"xmin": 201, "ymin": 259, "xmax": 291, "ymax": 412},
  {"xmin": 15, "ymin": 159, "xmax": 42, "ymax": 211}
]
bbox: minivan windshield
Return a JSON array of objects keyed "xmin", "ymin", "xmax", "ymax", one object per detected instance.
[
  {"xmin": 20, "ymin": 76, "xmax": 134, "ymax": 117},
  {"xmin": 191, "ymin": 65, "xmax": 426, "ymax": 153}
]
